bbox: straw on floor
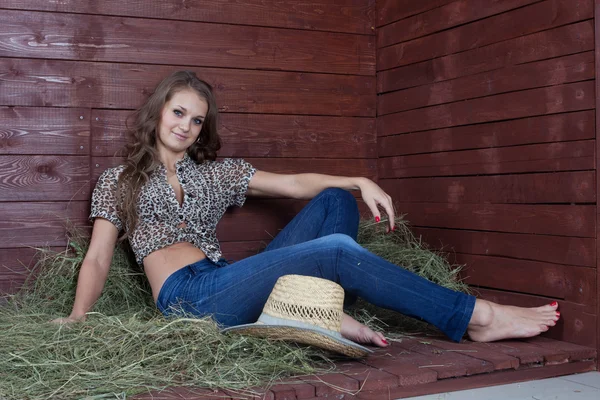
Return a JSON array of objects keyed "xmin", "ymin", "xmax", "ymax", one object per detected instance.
[{"xmin": 0, "ymin": 217, "xmax": 468, "ymax": 399}]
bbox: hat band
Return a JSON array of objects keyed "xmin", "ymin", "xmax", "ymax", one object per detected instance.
[{"xmin": 257, "ymin": 313, "xmax": 344, "ymax": 340}]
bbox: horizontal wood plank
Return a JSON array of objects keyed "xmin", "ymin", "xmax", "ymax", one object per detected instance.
[
  {"xmin": 377, "ymin": 0, "xmax": 540, "ymax": 48},
  {"xmin": 379, "ymin": 51, "xmax": 594, "ymax": 115},
  {"xmin": 90, "ymin": 157, "xmax": 377, "ymax": 183},
  {"xmin": 0, "ymin": 10, "xmax": 375, "ymax": 75},
  {"xmin": 378, "ymin": 111, "xmax": 595, "ymax": 157},
  {"xmin": 91, "ymin": 110, "xmax": 376, "ymax": 158},
  {"xmin": 0, "ymin": 202, "xmax": 89, "ymax": 248},
  {"xmin": 217, "ymin": 198, "xmax": 370, "ymax": 242},
  {"xmin": 0, "ymin": 156, "xmax": 90, "ymax": 201},
  {"xmin": 218, "ymin": 199, "xmax": 311, "ymax": 242},
  {"xmin": 0, "ymin": 246, "xmax": 63, "ymax": 293},
  {"xmin": 379, "ymin": 81, "xmax": 594, "ymax": 136},
  {"xmin": 377, "ymin": 0, "xmax": 593, "ymax": 71},
  {"xmin": 396, "ymin": 203, "xmax": 595, "ymax": 237},
  {"xmin": 220, "ymin": 241, "xmax": 267, "ymax": 261},
  {"xmin": 0, "ymin": 0, "xmax": 374, "ymax": 35},
  {"xmin": 457, "ymin": 254, "xmax": 596, "ymax": 305},
  {"xmin": 377, "ymin": 0, "xmax": 454, "ymax": 27},
  {"xmin": 361, "ymin": 361, "xmax": 597, "ymax": 399},
  {"xmin": 414, "ymin": 227, "xmax": 595, "ymax": 268},
  {"xmin": 380, "ymin": 171, "xmax": 595, "ymax": 204},
  {"xmin": 476, "ymin": 288, "xmax": 596, "ymax": 347},
  {"xmin": 378, "ymin": 21, "xmax": 593, "ymax": 93},
  {"xmin": 0, "ymin": 107, "xmax": 90, "ymax": 155},
  {"xmin": 378, "ymin": 140, "xmax": 594, "ymax": 178},
  {"xmin": 0, "ymin": 59, "xmax": 375, "ymax": 116}
]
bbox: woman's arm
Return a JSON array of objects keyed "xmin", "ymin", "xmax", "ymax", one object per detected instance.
[
  {"xmin": 247, "ymin": 171, "xmax": 396, "ymax": 230},
  {"xmin": 53, "ymin": 218, "xmax": 119, "ymax": 323}
]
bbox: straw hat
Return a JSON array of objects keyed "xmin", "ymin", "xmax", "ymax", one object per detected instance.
[{"xmin": 221, "ymin": 275, "xmax": 373, "ymax": 358}]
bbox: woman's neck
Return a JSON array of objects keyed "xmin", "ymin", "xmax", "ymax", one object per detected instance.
[{"xmin": 157, "ymin": 149, "xmax": 186, "ymax": 174}]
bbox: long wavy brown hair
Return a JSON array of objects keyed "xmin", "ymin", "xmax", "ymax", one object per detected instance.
[{"xmin": 116, "ymin": 70, "xmax": 221, "ymax": 238}]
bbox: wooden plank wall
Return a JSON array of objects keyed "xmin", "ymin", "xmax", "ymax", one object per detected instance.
[
  {"xmin": 0, "ymin": 1, "xmax": 376, "ymax": 292},
  {"xmin": 376, "ymin": 0, "xmax": 597, "ymax": 348}
]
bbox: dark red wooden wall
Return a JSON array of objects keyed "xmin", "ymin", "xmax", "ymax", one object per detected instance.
[
  {"xmin": 1, "ymin": 0, "xmax": 598, "ymax": 357},
  {"xmin": 376, "ymin": 0, "xmax": 598, "ymax": 349},
  {"xmin": 0, "ymin": 1, "xmax": 376, "ymax": 291}
]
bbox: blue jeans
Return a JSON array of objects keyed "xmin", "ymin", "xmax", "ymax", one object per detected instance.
[{"xmin": 156, "ymin": 188, "xmax": 476, "ymax": 342}]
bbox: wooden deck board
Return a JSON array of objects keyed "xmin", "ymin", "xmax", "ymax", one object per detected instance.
[{"xmin": 132, "ymin": 336, "xmax": 597, "ymax": 399}]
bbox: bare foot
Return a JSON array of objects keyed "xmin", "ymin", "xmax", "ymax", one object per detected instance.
[
  {"xmin": 341, "ymin": 313, "xmax": 389, "ymax": 347},
  {"xmin": 467, "ymin": 299, "xmax": 560, "ymax": 342}
]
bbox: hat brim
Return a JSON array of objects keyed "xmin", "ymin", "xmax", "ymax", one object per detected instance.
[{"xmin": 221, "ymin": 315, "xmax": 373, "ymax": 358}]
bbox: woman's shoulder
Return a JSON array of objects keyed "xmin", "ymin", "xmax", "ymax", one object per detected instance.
[{"xmin": 95, "ymin": 164, "xmax": 126, "ymax": 187}]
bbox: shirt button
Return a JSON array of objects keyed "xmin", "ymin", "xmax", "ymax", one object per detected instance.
[
  {"xmin": 180, "ymin": 179, "xmax": 186, "ymax": 184},
  {"xmin": 179, "ymin": 214, "xmax": 184, "ymax": 219}
]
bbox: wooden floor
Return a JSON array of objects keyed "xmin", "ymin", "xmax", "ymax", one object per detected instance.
[{"xmin": 134, "ymin": 336, "xmax": 597, "ymax": 400}]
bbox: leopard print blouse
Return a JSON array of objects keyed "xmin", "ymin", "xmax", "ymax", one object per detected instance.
[{"xmin": 90, "ymin": 154, "xmax": 256, "ymax": 265}]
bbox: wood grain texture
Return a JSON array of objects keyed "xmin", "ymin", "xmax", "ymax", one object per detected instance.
[
  {"xmin": 379, "ymin": 51, "xmax": 594, "ymax": 115},
  {"xmin": 377, "ymin": 0, "xmax": 593, "ymax": 70},
  {"xmin": 396, "ymin": 203, "xmax": 595, "ymax": 237},
  {"xmin": 0, "ymin": 107, "xmax": 90, "ymax": 155},
  {"xmin": 377, "ymin": 0, "xmax": 540, "ymax": 48},
  {"xmin": 378, "ymin": 81, "xmax": 594, "ymax": 136},
  {"xmin": 0, "ymin": 201, "xmax": 89, "ymax": 248},
  {"xmin": 457, "ymin": 254, "xmax": 596, "ymax": 305},
  {"xmin": 91, "ymin": 110, "xmax": 376, "ymax": 158},
  {"xmin": 376, "ymin": 0, "xmax": 455, "ymax": 27},
  {"xmin": 0, "ymin": 155, "xmax": 90, "ymax": 201},
  {"xmin": 414, "ymin": 227, "xmax": 595, "ymax": 268},
  {"xmin": 476, "ymin": 288, "xmax": 596, "ymax": 347},
  {"xmin": 379, "ymin": 140, "xmax": 594, "ymax": 179},
  {"xmin": 0, "ymin": 10, "xmax": 375, "ymax": 75},
  {"xmin": 378, "ymin": 111, "xmax": 595, "ymax": 157},
  {"xmin": 380, "ymin": 172, "xmax": 595, "ymax": 204},
  {"xmin": 0, "ymin": 0, "xmax": 375, "ymax": 35},
  {"xmin": 378, "ymin": 21, "xmax": 593, "ymax": 92},
  {"xmin": 0, "ymin": 59, "xmax": 375, "ymax": 116}
]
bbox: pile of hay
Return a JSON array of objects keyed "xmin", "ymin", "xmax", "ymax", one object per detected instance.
[{"xmin": 0, "ymin": 217, "xmax": 468, "ymax": 399}]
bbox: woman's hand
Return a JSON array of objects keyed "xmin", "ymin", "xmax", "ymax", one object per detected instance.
[{"xmin": 357, "ymin": 178, "xmax": 395, "ymax": 231}]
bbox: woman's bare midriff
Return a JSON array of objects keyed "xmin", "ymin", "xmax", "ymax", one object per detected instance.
[{"xmin": 143, "ymin": 242, "xmax": 207, "ymax": 302}]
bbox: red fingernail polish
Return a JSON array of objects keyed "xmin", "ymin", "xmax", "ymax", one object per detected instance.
[
  {"xmin": 550, "ymin": 301, "xmax": 558, "ymax": 307},
  {"xmin": 375, "ymin": 216, "xmax": 380, "ymax": 222}
]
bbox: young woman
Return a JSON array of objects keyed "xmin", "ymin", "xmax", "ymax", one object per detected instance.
[{"xmin": 55, "ymin": 71, "xmax": 560, "ymax": 347}]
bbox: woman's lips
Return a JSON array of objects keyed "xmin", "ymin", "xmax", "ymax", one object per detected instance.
[{"xmin": 172, "ymin": 132, "xmax": 188, "ymax": 141}]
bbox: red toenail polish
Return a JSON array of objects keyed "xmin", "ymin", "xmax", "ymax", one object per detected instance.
[
  {"xmin": 556, "ymin": 312, "xmax": 560, "ymax": 317},
  {"xmin": 550, "ymin": 301, "xmax": 557, "ymax": 307},
  {"xmin": 382, "ymin": 339, "xmax": 388, "ymax": 345},
  {"xmin": 375, "ymin": 216, "xmax": 380, "ymax": 222}
]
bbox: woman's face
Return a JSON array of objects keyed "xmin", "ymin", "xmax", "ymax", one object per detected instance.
[{"xmin": 156, "ymin": 88, "xmax": 208, "ymax": 158}]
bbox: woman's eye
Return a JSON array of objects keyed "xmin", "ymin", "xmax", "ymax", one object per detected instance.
[
  {"xmin": 174, "ymin": 109, "xmax": 182, "ymax": 116},
  {"xmin": 194, "ymin": 119, "xmax": 203, "ymax": 125}
]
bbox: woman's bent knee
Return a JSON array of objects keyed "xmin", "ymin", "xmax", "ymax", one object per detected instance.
[
  {"xmin": 319, "ymin": 187, "xmax": 356, "ymax": 204},
  {"xmin": 318, "ymin": 233, "xmax": 361, "ymax": 251}
]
